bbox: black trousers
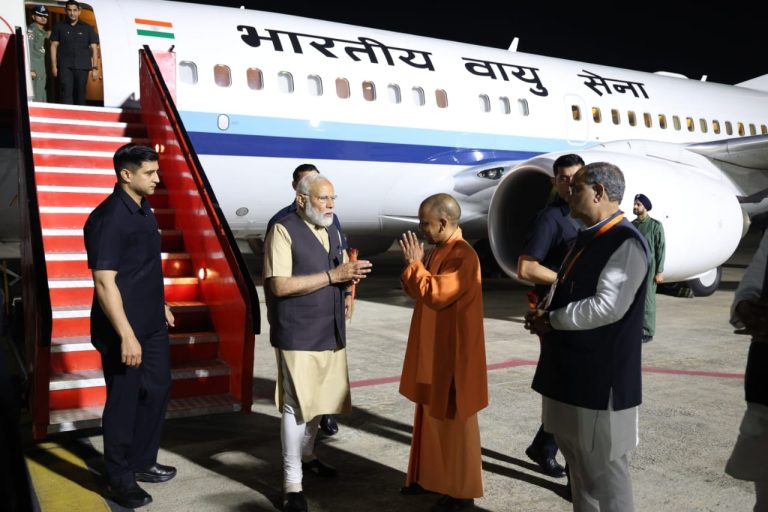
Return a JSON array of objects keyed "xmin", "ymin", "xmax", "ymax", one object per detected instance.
[
  {"xmin": 531, "ymin": 424, "xmax": 559, "ymax": 458},
  {"xmin": 98, "ymin": 328, "xmax": 171, "ymax": 488},
  {"xmin": 58, "ymin": 67, "xmax": 90, "ymax": 105}
]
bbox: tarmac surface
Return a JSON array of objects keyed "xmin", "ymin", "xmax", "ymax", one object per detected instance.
[{"xmin": 20, "ymin": 228, "xmax": 764, "ymax": 512}]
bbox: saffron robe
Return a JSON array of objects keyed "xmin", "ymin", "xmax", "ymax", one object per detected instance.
[{"xmin": 399, "ymin": 228, "xmax": 488, "ymax": 498}]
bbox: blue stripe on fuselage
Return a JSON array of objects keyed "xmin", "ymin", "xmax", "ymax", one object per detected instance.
[{"xmin": 181, "ymin": 111, "xmax": 565, "ymax": 165}]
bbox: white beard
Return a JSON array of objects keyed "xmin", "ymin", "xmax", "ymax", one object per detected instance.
[{"xmin": 303, "ymin": 201, "xmax": 333, "ymax": 227}]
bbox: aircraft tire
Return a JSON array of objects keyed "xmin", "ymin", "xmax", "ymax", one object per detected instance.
[{"xmin": 685, "ymin": 266, "xmax": 721, "ymax": 297}]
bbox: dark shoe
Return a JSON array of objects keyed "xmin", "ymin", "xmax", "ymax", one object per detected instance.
[
  {"xmin": 302, "ymin": 458, "xmax": 337, "ymax": 478},
  {"xmin": 283, "ymin": 491, "xmax": 308, "ymax": 512},
  {"xmin": 430, "ymin": 495, "xmax": 474, "ymax": 512},
  {"xmin": 135, "ymin": 463, "xmax": 177, "ymax": 483},
  {"xmin": 641, "ymin": 335, "xmax": 653, "ymax": 343},
  {"xmin": 108, "ymin": 483, "xmax": 152, "ymax": 508},
  {"xmin": 525, "ymin": 446, "xmax": 566, "ymax": 478},
  {"xmin": 400, "ymin": 482, "xmax": 435, "ymax": 495},
  {"xmin": 319, "ymin": 414, "xmax": 339, "ymax": 436}
]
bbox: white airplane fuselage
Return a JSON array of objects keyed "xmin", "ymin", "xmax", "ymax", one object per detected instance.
[{"xmin": 6, "ymin": 0, "xmax": 768, "ymax": 284}]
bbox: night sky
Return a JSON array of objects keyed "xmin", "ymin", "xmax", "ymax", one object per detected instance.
[{"xmin": 170, "ymin": 1, "xmax": 765, "ymax": 86}]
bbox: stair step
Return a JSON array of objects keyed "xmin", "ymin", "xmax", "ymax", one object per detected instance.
[
  {"xmin": 46, "ymin": 251, "xmax": 191, "ymax": 278},
  {"xmin": 35, "ymin": 167, "xmax": 117, "ymax": 187},
  {"xmin": 50, "ymin": 332, "xmax": 220, "ymax": 373},
  {"xmin": 30, "ymin": 118, "xmax": 147, "ymax": 138},
  {"xmin": 47, "ymin": 394, "xmax": 241, "ymax": 434},
  {"xmin": 48, "ymin": 276, "xmax": 199, "ymax": 306},
  {"xmin": 37, "ymin": 186, "xmax": 169, "ymax": 209},
  {"xmin": 28, "ymin": 103, "xmax": 142, "ymax": 123},
  {"xmin": 32, "ymin": 135, "xmax": 150, "ymax": 153},
  {"xmin": 52, "ymin": 301, "xmax": 210, "ymax": 338},
  {"xmin": 49, "ymin": 360, "xmax": 232, "ymax": 410},
  {"xmin": 39, "ymin": 207, "xmax": 175, "ymax": 229},
  {"xmin": 33, "ymin": 151, "xmax": 114, "ymax": 169},
  {"xmin": 42, "ymin": 228, "xmax": 184, "ymax": 253}
]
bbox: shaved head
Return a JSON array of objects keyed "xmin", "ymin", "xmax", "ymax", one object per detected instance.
[{"xmin": 420, "ymin": 193, "xmax": 461, "ymax": 225}]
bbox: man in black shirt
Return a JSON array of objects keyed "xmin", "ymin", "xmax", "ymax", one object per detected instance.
[
  {"xmin": 517, "ymin": 153, "xmax": 584, "ymax": 484},
  {"xmin": 84, "ymin": 144, "xmax": 176, "ymax": 509},
  {"xmin": 50, "ymin": 0, "xmax": 98, "ymax": 104}
]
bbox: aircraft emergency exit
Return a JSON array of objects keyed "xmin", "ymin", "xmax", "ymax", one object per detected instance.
[{"xmin": 4, "ymin": 0, "xmax": 768, "ymax": 295}]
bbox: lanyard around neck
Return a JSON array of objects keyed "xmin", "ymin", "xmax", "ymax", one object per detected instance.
[{"xmin": 558, "ymin": 213, "xmax": 624, "ymax": 284}]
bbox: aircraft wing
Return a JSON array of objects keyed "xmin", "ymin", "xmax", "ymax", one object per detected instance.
[{"xmin": 686, "ymin": 134, "xmax": 768, "ymax": 202}]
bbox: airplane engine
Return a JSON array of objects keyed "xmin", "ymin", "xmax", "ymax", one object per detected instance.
[{"xmin": 487, "ymin": 150, "xmax": 746, "ymax": 293}]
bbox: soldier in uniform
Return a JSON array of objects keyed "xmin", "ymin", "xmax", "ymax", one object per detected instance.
[{"xmin": 27, "ymin": 5, "xmax": 49, "ymax": 102}]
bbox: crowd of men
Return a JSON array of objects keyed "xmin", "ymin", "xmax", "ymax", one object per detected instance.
[{"xmin": 86, "ymin": 143, "xmax": 765, "ymax": 512}]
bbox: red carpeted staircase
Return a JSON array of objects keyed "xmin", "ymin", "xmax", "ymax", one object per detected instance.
[{"xmin": 29, "ymin": 102, "xmax": 242, "ymax": 434}]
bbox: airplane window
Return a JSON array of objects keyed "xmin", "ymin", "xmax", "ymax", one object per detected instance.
[
  {"xmin": 685, "ymin": 117, "xmax": 694, "ymax": 132},
  {"xmin": 412, "ymin": 87, "xmax": 425, "ymax": 106},
  {"xmin": 571, "ymin": 105, "xmax": 581, "ymax": 121},
  {"xmin": 278, "ymin": 71, "xmax": 294, "ymax": 93},
  {"xmin": 700, "ymin": 119, "xmax": 708, "ymax": 133},
  {"xmin": 643, "ymin": 113, "xmax": 652, "ymax": 128},
  {"xmin": 362, "ymin": 81, "xmax": 376, "ymax": 101},
  {"xmin": 592, "ymin": 107, "xmax": 601, "ymax": 123},
  {"xmin": 627, "ymin": 111, "xmax": 636, "ymax": 126},
  {"xmin": 246, "ymin": 68, "xmax": 263, "ymax": 90},
  {"xmin": 725, "ymin": 121, "xmax": 733, "ymax": 135},
  {"xmin": 308, "ymin": 75, "xmax": 323, "ymax": 96},
  {"xmin": 499, "ymin": 97, "xmax": 511, "ymax": 115},
  {"xmin": 611, "ymin": 109, "xmax": 620, "ymax": 125},
  {"xmin": 672, "ymin": 116, "xmax": 681, "ymax": 131},
  {"xmin": 713, "ymin": 120, "xmax": 721, "ymax": 134},
  {"xmin": 336, "ymin": 78, "xmax": 350, "ymax": 99},
  {"xmin": 518, "ymin": 99, "xmax": 529, "ymax": 116},
  {"xmin": 737, "ymin": 122, "xmax": 745, "ymax": 136},
  {"xmin": 214, "ymin": 65, "xmax": 231, "ymax": 87},
  {"xmin": 749, "ymin": 123, "xmax": 756, "ymax": 136},
  {"xmin": 658, "ymin": 114, "xmax": 667, "ymax": 130},
  {"xmin": 761, "ymin": 124, "xmax": 767, "ymax": 135},
  {"xmin": 388, "ymin": 84, "xmax": 401, "ymax": 104},
  {"xmin": 478, "ymin": 94, "xmax": 490, "ymax": 113},
  {"xmin": 435, "ymin": 89, "xmax": 448, "ymax": 108},
  {"xmin": 179, "ymin": 61, "xmax": 198, "ymax": 85}
]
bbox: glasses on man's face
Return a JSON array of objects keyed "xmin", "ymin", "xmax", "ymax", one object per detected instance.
[{"xmin": 301, "ymin": 194, "xmax": 337, "ymax": 204}]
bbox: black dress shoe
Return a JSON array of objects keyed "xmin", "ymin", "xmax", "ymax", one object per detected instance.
[
  {"xmin": 319, "ymin": 414, "xmax": 339, "ymax": 436},
  {"xmin": 642, "ymin": 335, "xmax": 653, "ymax": 343},
  {"xmin": 283, "ymin": 491, "xmax": 308, "ymax": 512},
  {"xmin": 430, "ymin": 495, "xmax": 474, "ymax": 512},
  {"xmin": 525, "ymin": 446, "xmax": 566, "ymax": 478},
  {"xmin": 302, "ymin": 458, "xmax": 337, "ymax": 477},
  {"xmin": 135, "ymin": 463, "xmax": 177, "ymax": 483},
  {"xmin": 108, "ymin": 483, "xmax": 153, "ymax": 508}
]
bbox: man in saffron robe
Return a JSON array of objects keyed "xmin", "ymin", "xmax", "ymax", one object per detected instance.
[{"xmin": 398, "ymin": 193, "xmax": 488, "ymax": 512}]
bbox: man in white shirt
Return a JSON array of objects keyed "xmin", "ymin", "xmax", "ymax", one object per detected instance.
[{"xmin": 525, "ymin": 162, "xmax": 649, "ymax": 512}]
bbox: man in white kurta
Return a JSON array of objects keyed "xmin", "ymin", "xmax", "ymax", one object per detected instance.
[{"xmin": 725, "ymin": 227, "xmax": 768, "ymax": 511}]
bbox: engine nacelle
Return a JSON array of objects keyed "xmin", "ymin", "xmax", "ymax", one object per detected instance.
[{"xmin": 488, "ymin": 150, "xmax": 745, "ymax": 283}]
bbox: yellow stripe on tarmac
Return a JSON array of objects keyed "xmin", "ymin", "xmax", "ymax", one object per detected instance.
[{"xmin": 26, "ymin": 442, "xmax": 110, "ymax": 511}]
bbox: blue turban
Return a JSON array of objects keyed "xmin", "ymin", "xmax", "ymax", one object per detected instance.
[{"xmin": 634, "ymin": 193, "xmax": 652, "ymax": 211}]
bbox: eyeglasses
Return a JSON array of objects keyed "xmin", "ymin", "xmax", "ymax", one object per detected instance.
[{"xmin": 300, "ymin": 194, "xmax": 337, "ymax": 203}]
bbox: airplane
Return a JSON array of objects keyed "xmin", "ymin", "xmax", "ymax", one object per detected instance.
[{"xmin": 2, "ymin": 0, "xmax": 768, "ymax": 297}]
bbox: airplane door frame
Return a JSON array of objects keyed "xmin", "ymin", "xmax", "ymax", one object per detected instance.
[{"xmin": 564, "ymin": 94, "xmax": 588, "ymax": 146}]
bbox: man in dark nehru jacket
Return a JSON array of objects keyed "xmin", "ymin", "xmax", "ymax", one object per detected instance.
[
  {"xmin": 517, "ymin": 153, "xmax": 584, "ymax": 481},
  {"xmin": 725, "ymin": 226, "xmax": 768, "ymax": 511},
  {"xmin": 525, "ymin": 162, "xmax": 649, "ymax": 511},
  {"xmin": 84, "ymin": 144, "xmax": 176, "ymax": 509},
  {"xmin": 50, "ymin": 0, "xmax": 99, "ymax": 104},
  {"xmin": 264, "ymin": 172, "xmax": 372, "ymax": 512}
]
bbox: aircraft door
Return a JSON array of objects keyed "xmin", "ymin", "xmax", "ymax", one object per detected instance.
[{"xmin": 564, "ymin": 94, "xmax": 588, "ymax": 146}]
